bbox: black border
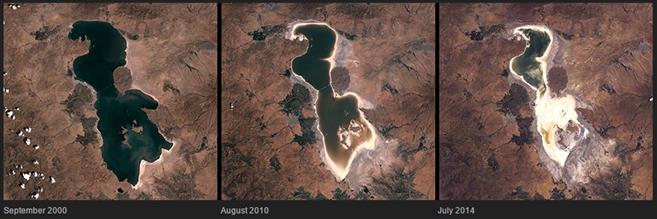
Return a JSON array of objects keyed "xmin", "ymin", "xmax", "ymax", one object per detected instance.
[
  {"xmin": 0, "ymin": 0, "xmax": 655, "ymax": 218},
  {"xmin": 1, "ymin": 0, "xmax": 4, "ymax": 204}
]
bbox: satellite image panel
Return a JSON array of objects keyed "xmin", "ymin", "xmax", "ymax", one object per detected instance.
[
  {"xmin": 3, "ymin": 3, "xmax": 217, "ymax": 200},
  {"xmin": 439, "ymin": 3, "xmax": 652, "ymax": 200},
  {"xmin": 221, "ymin": 3, "xmax": 435, "ymax": 200}
]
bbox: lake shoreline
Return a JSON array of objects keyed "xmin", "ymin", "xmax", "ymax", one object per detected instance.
[
  {"xmin": 287, "ymin": 21, "xmax": 378, "ymax": 181},
  {"xmin": 508, "ymin": 24, "xmax": 585, "ymax": 168},
  {"xmin": 68, "ymin": 20, "xmax": 173, "ymax": 186}
]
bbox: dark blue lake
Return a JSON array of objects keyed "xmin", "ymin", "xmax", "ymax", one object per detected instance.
[{"xmin": 69, "ymin": 21, "xmax": 172, "ymax": 185}]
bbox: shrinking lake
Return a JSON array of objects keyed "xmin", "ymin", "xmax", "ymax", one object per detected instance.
[{"xmin": 291, "ymin": 23, "xmax": 374, "ymax": 178}]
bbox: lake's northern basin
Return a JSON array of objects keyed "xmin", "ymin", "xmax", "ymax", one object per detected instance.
[{"xmin": 510, "ymin": 28, "xmax": 551, "ymax": 91}]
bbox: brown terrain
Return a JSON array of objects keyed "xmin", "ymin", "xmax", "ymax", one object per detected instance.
[
  {"xmin": 222, "ymin": 3, "xmax": 435, "ymax": 200},
  {"xmin": 3, "ymin": 3, "xmax": 217, "ymax": 200},
  {"xmin": 439, "ymin": 3, "xmax": 652, "ymax": 200}
]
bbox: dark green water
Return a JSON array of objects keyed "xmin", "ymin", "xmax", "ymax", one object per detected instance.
[
  {"xmin": 511, "ymin": 28, "xmax": 551, "ymax": 90},
  {"xmin": 292, "ymin": 24, "xmax": 371, "ymax": 170},
  {"xmin": 291, "ymin": 25, "xmax": 335, "ymax": 91},
  {"xmin": 69, "ymin": 21, "xmax": 173, "ymax": 185}
]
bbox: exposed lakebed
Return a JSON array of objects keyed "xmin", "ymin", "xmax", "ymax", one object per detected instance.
[
  {"xmin": 289, "ymin": 23, "xmax": 376, "ymax": 180},
  {"xmin": 508, "ymin": 25, "xmax": 587, "ymax": 167}
]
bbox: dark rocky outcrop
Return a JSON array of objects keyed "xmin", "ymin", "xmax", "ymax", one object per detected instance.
[
  {"xmin": 511, "ymin": 116, "xmax": 534, "ymax": 146},
  {"xmin": 31, "ymin": 25, "xmax": 61, "ymax": 41},
  {"xmin": 464, "ymin": 24, "xmax": 504, "ymax": 41},
  {"xmin": 279, "ymin": 84, "xmax": 311, "ymax": 117},
  {"xmin": 248, "ymin": 24, "xmax": 285, "ymax": 41},
  {"xmin": 337, "ymin": 29, "xmax": 357, "ymax": 40},
  {"xmin": 269, "ymin": 155, "xmax": 281, "ymax": 172},
  {"xmin": 497, "ymin": 83, "xmax": 529, "ymax": 117},
  {"xmin": 293, "ymin": 117, "xmax": 317, "ymax": 147}
]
